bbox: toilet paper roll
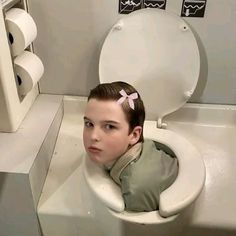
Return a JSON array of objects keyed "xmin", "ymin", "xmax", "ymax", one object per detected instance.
[
  {"xmin": 14, "ymin": 51, "xmax": 44, "ymax": 95},
  {"xmin": 5, "ymin": 8, "xmax": 37, "ymax": 57}
]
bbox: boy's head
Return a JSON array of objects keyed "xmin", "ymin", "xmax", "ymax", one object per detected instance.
[
  {"xmin": 83, "ymin": 81, "xmax": 145, "ymax": 165},
  {"xmin": 88, "ymin": 81, "xmax": 145, "ymax": 140}
]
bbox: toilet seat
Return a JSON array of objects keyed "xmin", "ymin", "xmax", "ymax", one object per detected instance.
[
  {"xmin": 143, "ymin": 121, "xmax": 205, "ymax": 217},
  {"xmin": 84, "ymin": 8, "xmax": 205, "ymax": 222},
  {"xmin": 99, "ymin": 8, "xmax": 200, "ymax": 120}
]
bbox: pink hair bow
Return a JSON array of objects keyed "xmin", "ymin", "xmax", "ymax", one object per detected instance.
[{"xmin": 117, "ymin": 89, "xmax": 138, "ymax": 110}]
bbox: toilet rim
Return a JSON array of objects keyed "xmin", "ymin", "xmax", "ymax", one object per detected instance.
[
  {"xmin": 83, "ymin": 120, "xmax": 206, "ymax": 223},
  {"xmin": 144, "ymin": 121, "xmax": 206, "ymax": 217}
]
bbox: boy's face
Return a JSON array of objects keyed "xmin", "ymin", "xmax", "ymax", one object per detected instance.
[{"xmin": 83, "ymin": 99, "xmax": 139, "ymax": 165}]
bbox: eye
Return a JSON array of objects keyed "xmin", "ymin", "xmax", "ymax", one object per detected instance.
[
  {"xmin": 104, "ymin": 124, "xmax": 115, "ymax": 130},
  {"xmin": 84, "ymin": 120, "xmax": 93, "ymax": 128}
]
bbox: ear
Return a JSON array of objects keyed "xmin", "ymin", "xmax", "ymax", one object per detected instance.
[{"xmin": 129, "ymin": 126, "xmax": 142, "ymax": 146}]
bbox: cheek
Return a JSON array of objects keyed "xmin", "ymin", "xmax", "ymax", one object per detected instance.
[{"xmin": 105, "ymin": 133, "xmax": 130, "ymax": 150}]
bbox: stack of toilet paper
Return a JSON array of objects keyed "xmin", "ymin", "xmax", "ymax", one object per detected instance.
[{"xmin": 5, "ymin": 8, "xmax": 44, "ymax": 96}]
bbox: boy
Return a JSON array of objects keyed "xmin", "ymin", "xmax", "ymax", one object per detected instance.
[{"xmin": 83, "ymin": 81, "xmax": 178, "ymax": 212}]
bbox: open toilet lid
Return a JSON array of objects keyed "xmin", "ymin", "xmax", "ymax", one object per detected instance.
[{"xmin": 99, "ymin": 8, "xmax": 200, "ymax": 119}]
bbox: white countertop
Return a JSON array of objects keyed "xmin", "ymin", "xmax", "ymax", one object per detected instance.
[
  {"xmin": 38, "ymin": 96, "xmax": 236, "ymax": 236},
  {"xmin": 0, "ymin": 94, "xmax": 63, "ymax": 173}
]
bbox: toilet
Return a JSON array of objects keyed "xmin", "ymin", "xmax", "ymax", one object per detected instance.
[{"xmin": 84, "ymin": 8, "xmax": 205, "ymax": 223}]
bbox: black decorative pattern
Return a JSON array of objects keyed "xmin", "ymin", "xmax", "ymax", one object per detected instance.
[
  {"xmin": 181, "ymin": 0, "xmax": 207, "ymax": 17},
  {"xmin": 119, "ymin": 0, "xmax": 166, "ymax": 14}
]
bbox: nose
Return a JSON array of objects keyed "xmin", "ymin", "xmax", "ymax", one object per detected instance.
[{"xmin": 90, "ymin": 126, "xmax": 101, "ymax": 142}]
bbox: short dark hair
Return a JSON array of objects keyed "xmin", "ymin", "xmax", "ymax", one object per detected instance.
[{"xmin": 88, "ymin": 81, "xmax": 145, "ymax": 142}]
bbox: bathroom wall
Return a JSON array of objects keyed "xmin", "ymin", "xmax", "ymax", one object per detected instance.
[{"xmin": 28, "ymin": 0, "xmax": 236, "ymax": 105}]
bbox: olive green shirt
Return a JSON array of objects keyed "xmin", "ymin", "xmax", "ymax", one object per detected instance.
[{"xmin": 109, "ymin": 139, "xmax": 178, "ymax": 212}]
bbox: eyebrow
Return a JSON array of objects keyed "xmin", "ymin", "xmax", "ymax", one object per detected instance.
[
  {"xmin": 83, "ymin": 116, "xmax": 120, "ymax": 125},
  {"xmin": 84, "ymin": 116, "xmax": 90, "ymax": 120},
  {"xmin": 102, "ymin": 120, "xmax": 120, "ymax": 125}
]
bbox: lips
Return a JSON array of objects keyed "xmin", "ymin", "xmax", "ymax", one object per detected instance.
[{"xmin": 88, "ymin": 146, "xmax": 102, "ymax": 153}]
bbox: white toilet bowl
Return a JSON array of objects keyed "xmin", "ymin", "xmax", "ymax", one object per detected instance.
[
  {"xmin": 84, "ymin": 8, "xmax": 206, "ymax": 223},
  {"xmin": 84, "ymin": 121, "xmax": 205, "ymax": 223}
]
